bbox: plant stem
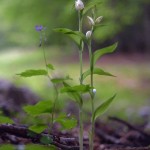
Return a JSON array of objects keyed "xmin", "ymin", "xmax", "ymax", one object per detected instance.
[
  {"xmin": 51, "ymin": 84, "xmax": 58, "ymax": 130},
  {"xmin": 88, "ymin": 32, "xmax": 95, "ymax": 150},
  {"xmin": 78, "ymin": 11, "xmax": 82, "ymax": 33},
  {"xmin": 42, "ymin": 41, "xmax": 58, "ymax": 133},
  {"xmin": 78, "ymin": 11, "xmax": 84, "ymax": 150},
  {"xmin": 79, "ymin": 105, "xmax": 83, "ymax": 150},
  {"xmin": 79, "ymin": 50, "xmax": 83, "ymax": 84}
]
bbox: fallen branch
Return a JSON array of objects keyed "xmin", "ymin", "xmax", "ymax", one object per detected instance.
[{"xmin": 0, "ymin": 124, "xmax": 79, "ymax": 150}]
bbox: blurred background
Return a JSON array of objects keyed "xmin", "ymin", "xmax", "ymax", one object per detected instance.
[{"xmin": 0, "ymin": 0, "xmax": 150, "ymax": 122}]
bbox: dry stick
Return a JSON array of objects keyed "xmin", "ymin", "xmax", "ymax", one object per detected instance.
[
  {"xmin": 96, "ymin": 128, "xmax": 121, "ymax": 144},
  {"xmin": 113, "ymin": 146, "xmax": 150, "ymax": 150},
  {"xmin": 95, "ymin": 126, "xmax": 150, "ymax": 150},
  {"xmin": 101, "ymin": 145, "xmax": 150, "ymax": 150},
  {"xmin": 0, "ymin": 124, "xmax": 79, "ymax": 150},
  {"xmin": 108, "ymin": 116, "xmax": 150, "ymax": 138}
]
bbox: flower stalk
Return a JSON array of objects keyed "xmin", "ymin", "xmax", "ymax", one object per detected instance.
[
  {"xmin": 37, "ymin": 27, "xmax": 59, "ymax": 133},
  {"xmin": 86, "ymin": 10, "xmax": 103, "ymax": 149},
  {"xmin": 87, "ymin": 28, "xmax": 95, "ymax": 150},
  {"xmin": 76, "ymin": 1, "xmax": 84, "ymax": 149}
]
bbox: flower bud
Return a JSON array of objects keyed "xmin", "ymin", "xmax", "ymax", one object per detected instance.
[
  {"xmin": 87, "ymin": 16, "xmax": 95, "ymax": 26},
  {"xmin": 95, "ymin": 16, "xmax": 103, "ymax": 24},
  {"xmin": 75, "ymin": 0, "xmax": 84, "ymax": 11},
  {"xmin": 86, "ymin": 30, "xmax": 92, "ymax": 39},
  {"xmin": 93, "ymin": 88, "xmax": 96, "ymax": 94}
]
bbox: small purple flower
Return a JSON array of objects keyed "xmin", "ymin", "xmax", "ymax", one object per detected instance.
[{"xmin": 35, "ymin": 25, "xmax": 43, "ymax": 32}]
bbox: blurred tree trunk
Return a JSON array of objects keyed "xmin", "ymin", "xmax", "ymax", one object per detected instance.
[
  {"xmin": 94, "ymin": 2, "xmax": 150, "ymax": 54},
  {"xmin": 119, "ymin": 2, "xmax": 150, "ymax": 54},
  {"xmin": 143, "ymin": 3, "xmax": 150, "ymax": 53}
]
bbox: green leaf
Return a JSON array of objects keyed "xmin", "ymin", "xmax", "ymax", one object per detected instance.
[
  {"xmin": 23, "ymin": 100, "xmax": 53, "ymax": 116},
  {"xmin": 40, "ymin": 135, "xmax": 53, "ymax": 145},
  {"xmin": 51, "ymin": 76, "xmax": 72, "ymax": 84},
  {"xmin": 29, "ymin": 124, "xmax": 47, "ymax": 134},
  {"xmin": 46, "ymin": 64, "xmax": 54, "ymax": 70},
  {"xmin": 0, "ymin": 116, "xmax": 14, "ymax": 124},
  {"xmin": 83, "ymin": 1, "xmax": 102, "ymax": 15},
  {"xmin": 63, "ymin": 82, "xmax": 82, "ymax": 106},
  {"xmin": 82, "ymin": 67, "xmax": 115, "ymax": 80},
  {"xmin": 17, "ymin": 69, "xmax": 48, "ymax": 77},
  {"xmin": 93, "ymin": 42, "xmax": 118, "ymax": 65},
  {"xmin": 61, "ymin": 84, "xmax": 91, "ymax": 93},
  {"xmin": 92, "ymin": 94, "xmax": 116, "ymax": 121},
  {"xmin": 54, "ymin": 115, "xmax": 77, "ymax": 130},
  {"xmin": 54, "ymin": 28, "xmax": 86, "ymax": 48}
]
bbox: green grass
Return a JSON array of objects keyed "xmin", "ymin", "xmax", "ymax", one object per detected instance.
[{"xmin": 0, "ymin": 47, "xmax": 150, "ymax": 121}]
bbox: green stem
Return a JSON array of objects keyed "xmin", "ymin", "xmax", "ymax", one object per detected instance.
[
  {"xmin": 79, "ymin": 105, "xmax": 83, "ymax": 150},
  {"xmin": 78, "ymin": 11, "xmax": 82, "ymax": 33},
  {"xmin": 42, "ymin": 41, "xmax": 58, "ymax": 133},
  {"xmin": 88, "ymin": 32, "xmax": 95, "ymax": 150},
  {"xmin": 42, "ymin": 43, "xmax": 48, "ymax": 69},
  {"xmin": 78, "ymin": 11, "xmax": 84, "ymax": 150},
  {"xmin": 51, "ymin": 84, "xmax": 58, "ymax": 130},
  {"xmin": 79, "ymin": 50, "xmax": 83, "ymax": 85},
  {"xmin": 79, "ymin": 50, "xmax": 83, "ymax": 150}
]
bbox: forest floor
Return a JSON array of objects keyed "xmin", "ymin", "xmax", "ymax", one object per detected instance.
[
  {"xmin": 0, "ymin": 116, "xmax": 150, "ymax": 150},
  {"xmin": 0, "ymin": 50, "xmax": 150, "ymax": 149}
]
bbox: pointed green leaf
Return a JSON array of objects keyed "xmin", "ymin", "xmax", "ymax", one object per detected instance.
[
  {"xmin": 17, "ymin": 69, "xmax": 48, "ymax": 77},
  {"xmin": 40, "ymin": 135, "xmax": 53, "ymax": 145},
  {"xmin": 83, "ymin": 1, "xmax": 102, "ymax": 15},
  {"xmin": 54, "ymin": 115, "xmax": 77, "ymax": 130},
  {"xmin": 51, "ymin": 76, "xmax": 72, "ymax": 84},
  {"xmin": 61, "ymin": 84, "xmax": 91, "ymax": 93},
  {"xmin": 46, "ymin": 64, "xmax": 54, "ymax": 70},
  {"xmin": 63, "ymin": 82, "xmax": 82, "ymax": 105},
  {"xmin": 54, "ymin": 28, "xmax": 86, "ymax": 40},
  {"xmin": 54, "ymin": 28, "xmax": 86, "ymax": 48},
  {"xmin": 93, "ymin": 42, "xmax": 118, "ymax": 65},
  {"xmin": 92, "ymin": 94, "xmax": 116, "ymax": 121},
  {"xmin": 0, "ymin": 116, "xmax": 14, "ymax": 124},
  {"xmin": 23, "ymin": 100, "xmax": 53, "ymax": 116},
  {"xmin": 82, "ymin": 67, "xmax": 115, "ymax": 80},
  {"xmin": 27, "ymin": 130, "xmax": 37, "ymax": 138},
  {"xmin": 29, "ymin": 124, "xmax": 47, "ymax": 133}
]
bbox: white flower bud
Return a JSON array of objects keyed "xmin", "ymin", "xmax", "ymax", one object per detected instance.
[
  {"xmin": 87, "ymin": 16, "xmax": 95, "ymax": 26},
  {"xmin": 86, "ymin": 30, "xmax": 92, "ymax": 39},
  {"xmin": 95, "ymin": 16, "xmax": 103, "ymax": 24},
  {"xmin": 93, "ymin": 89, "xmax": 96, "ymax": 94},
  {"xmin": 75, "ymin": 0, "xmax": 84, "ymax": 11}
]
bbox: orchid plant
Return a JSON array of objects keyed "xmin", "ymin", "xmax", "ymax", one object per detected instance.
[
  {"xmin": 16, "ymin": 0, "xmax": 117, "ymax": 149},
  {"xmin": 55, "ymin": 0, "xmax": 117, "ymax": 150}
]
